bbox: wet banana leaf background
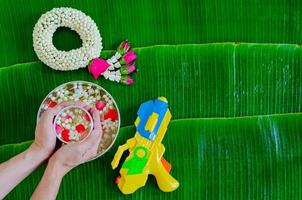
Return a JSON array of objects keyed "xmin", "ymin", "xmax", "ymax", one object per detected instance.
[{"xmin": 0, "ymin": 0, "xmax": 301, "ymax": 199}]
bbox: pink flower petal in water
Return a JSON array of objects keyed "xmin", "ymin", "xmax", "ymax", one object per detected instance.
[
  {"xmin": 95, "ymin": 100, "xmax": 106, "ymax": 110},
  {"xmin": 55, "ymin": 123, "xmax": 64, "ymax": 134}
]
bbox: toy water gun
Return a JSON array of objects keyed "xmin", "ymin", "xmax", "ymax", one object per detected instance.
[{"xmin": 111, "ymin": 97, "xmax": 179, "ymax": 194}]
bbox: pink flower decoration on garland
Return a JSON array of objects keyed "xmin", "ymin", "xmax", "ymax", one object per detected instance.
[
  {"xmin": 121, "ymin": 65, "xmax": 136, "ymax": 75},
  {"xmin": 120, "ymin": 50, "xmax": 137, "ymax": 65},
  {"xmin": 88, "ymin": 58, "xmax": 110, "ymax": 79},
  {"xmin": 117, "ymin": 41, "xmax": 130, "ymax": 55},
  {"xmin": 88, "ymin": 40, "xmax": 138, "ymax": 85},
  {"xmin": 121, "ymin": 76, "xmax": 134, "ymax": 85}
]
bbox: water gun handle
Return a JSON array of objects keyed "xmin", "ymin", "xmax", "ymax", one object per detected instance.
[
  {"xmin": 111, "ymin": 138, "xmax": 136, "ymax": 169},
  {"xmin": 153, "ymin": 158, "xmax": 179, "ymax": 192}
]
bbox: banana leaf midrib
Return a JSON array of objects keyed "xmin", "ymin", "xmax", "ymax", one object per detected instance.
[
  {"xmin": 2, "ymin": 111, "xmax": 302, "ymax": 148},
  {"xmin": 0, "ymin": 42, "xmax": 301, "ymax": 69}
]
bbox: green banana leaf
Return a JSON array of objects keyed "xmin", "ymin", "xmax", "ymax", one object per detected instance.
[
  {"xmin": 1, "ymin": 44, "xmax": 302, "ymax": 145},
  {"xmin": 1, "ymin": 0, "xmax": 302, "ymax": 67},
  {"xmin": 1, "ymin": 0, "xmax": 302, "ymax": 199},
  {"xmin": 1, "ymin": 114, "xmax": 302, "ymax": 199}
]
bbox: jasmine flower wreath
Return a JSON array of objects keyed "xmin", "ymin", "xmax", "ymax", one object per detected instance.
[{"xmin": 33, "ymin": 7, "xmax": 137, "ymax": 85}]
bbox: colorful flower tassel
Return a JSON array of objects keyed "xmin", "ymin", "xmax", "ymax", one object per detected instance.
[{"xmin": 88, "ymin": 41, "xmax": 137, "ymax": 85}]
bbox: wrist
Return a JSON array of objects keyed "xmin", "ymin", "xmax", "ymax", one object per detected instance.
[
  {"xmin": 48, "ymin": 156, "xmax": 71, "ymax": 177},
  {"xmin": 29, "ymin": 142, "xmax": 52, "ymax": 161},
  {"xmin": 26, "ymin": 144, "xmax": 50, "ymax": 164}
]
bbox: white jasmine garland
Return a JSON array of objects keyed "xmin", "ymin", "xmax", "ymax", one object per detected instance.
[{"xmin": 33, "ymin": 7, "xmax": 102, "ymax": 71}]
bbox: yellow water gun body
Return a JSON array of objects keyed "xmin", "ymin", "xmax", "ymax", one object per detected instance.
[{"xmin": 111, "ymin": 97, "xmax": 179, "ymax": 194}]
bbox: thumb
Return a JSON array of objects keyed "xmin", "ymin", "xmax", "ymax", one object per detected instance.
[
  {"xmin": 78, "ymin": 128, "xmax": 102, "ymax": 152},
  {"xmin": 39, "ymin": 104, "xmax": 64, "ymax": 123}
]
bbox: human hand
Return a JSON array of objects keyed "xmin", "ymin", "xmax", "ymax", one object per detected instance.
[
  {"xmin": 49, "ymin": 107, "xmax": 102, "ymax": 175},
  {"xmin": 31, "ymin": 101, "xmax": 88, "ymax": 160}
]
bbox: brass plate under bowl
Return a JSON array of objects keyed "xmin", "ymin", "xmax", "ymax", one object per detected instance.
[{"xmin": 37, "ymin": 81, "xmax": 120, "ymax": 160}]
